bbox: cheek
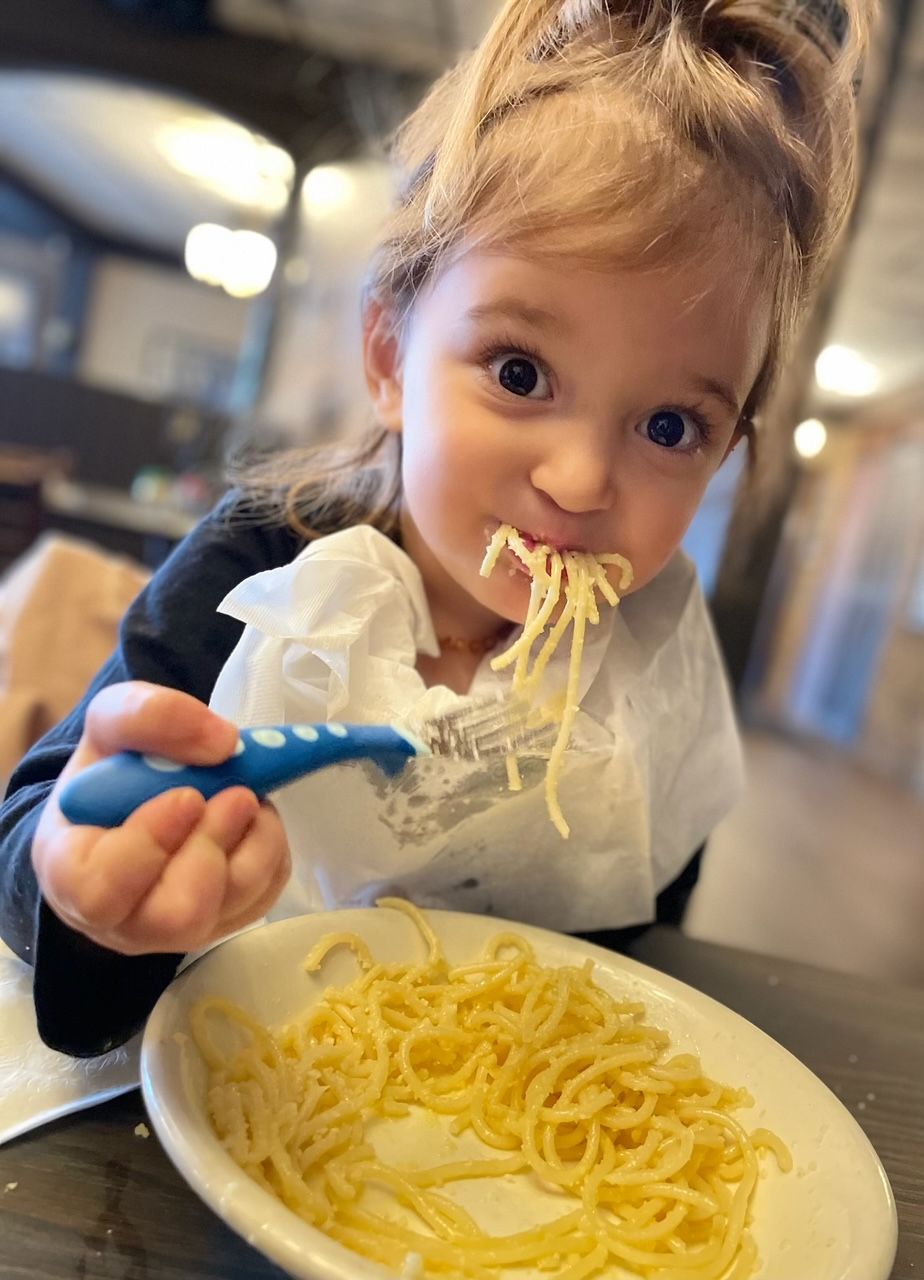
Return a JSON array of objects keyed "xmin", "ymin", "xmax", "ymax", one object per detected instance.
[
  {"xmin": 401, "ymin": 412, "xmax": 482, "ymax": 505},
  {"xmin": 402, "ymin": 350, "xmax": 456, "ymax": 458},
  {"xmin": 401, "ymin": 362, "xmax": 503, "ymax": 493},
  {"xmin": 616, "ymin": 480, "xmax": 707, "ymax": 590}
]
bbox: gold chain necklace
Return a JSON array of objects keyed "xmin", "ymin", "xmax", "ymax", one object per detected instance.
[{"xmin": 436, "ymin": 630, "xmax": 507, "ymax": 656}]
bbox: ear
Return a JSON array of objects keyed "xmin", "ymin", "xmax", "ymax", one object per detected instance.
[{"xmin": 362, "ymin": 298, "xmax": 404, "ymax": 433}]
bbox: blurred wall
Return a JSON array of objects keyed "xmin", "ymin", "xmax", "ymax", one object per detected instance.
[
  {"xmin": 0, "ymin": 365, "xmax": 227, "ymax": 488},
  {"xmin": 254, "ymin": 160, "xmax": 394, "ymax": 445},
  {"xmin": 79, "ymin": 256, "xmax": 248, "ymax": 410},
  {"xmin": 861, "ymin": 517, "xmax": 924, "ymax": 793},
  {"xmin": 748, "ymin": 414, "xmax": 924, "ymax": 799}
]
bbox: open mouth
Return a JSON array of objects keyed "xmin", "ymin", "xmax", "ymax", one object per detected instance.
[
  {"xmin": 485, "ymin": 522, "xmax": 593, "ymax": 583},
  {"xmin": 515, "ymin": 529, "xmax": 590, "ymax": 561},
  {"xmin": 503, "ymin": 536, "xmax": 570, "ymax": 580}
]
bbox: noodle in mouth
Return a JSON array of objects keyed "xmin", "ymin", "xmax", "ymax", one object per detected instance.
[
  {"xmin": 192, "ymin": 899, "xmax": 790, "ymax": 1280},
  {"xmin": 480, "ymin": 525, "xmax": 633, "ymax": 837}
]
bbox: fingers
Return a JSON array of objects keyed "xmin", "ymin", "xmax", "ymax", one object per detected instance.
[
  {"xmin": 120, "ymin": 789, "xmax": 260, "ymax": 949},
  {"xmin": 216, "ymin": 860, "xmax": 291, "ymax": 941},
  {"xmin": 220, "ymin": 802, "xmax": 291, "ymax": 923},
  {"xmin": 49, "ymin": 788, "xmax": 287, "ymax": 962},
  {"xmin": 33, "ymin": 678, "xmax": 292, "ymax": 956},
  {"xmin": 35, "ymin": 788, "xmax": 207, "ymax": 934},
  {"xmin": 36, "ymin": 672, "xmax": 292, "ymax": 954},
  {"xmin": 80, "ymin": 682, "xmax": 239, "ymax": 768}
]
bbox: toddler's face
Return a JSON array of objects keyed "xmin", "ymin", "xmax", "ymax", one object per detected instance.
[{"xmin": 374, "ymin": 248, "xmax": 769, "ymax": 634}]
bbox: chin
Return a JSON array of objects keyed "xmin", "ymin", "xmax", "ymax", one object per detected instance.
[{"xmin": 476, "ymin": 571, "xmax": 535, "ymax": 628}]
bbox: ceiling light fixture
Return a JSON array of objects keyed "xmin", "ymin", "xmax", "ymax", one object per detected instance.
[
  {"xmin": 302, "ymin": 165, "xmax": 356, "ymax": 215},
  {"xmin": 794, "ymin": 418, "xmax": 828, "ymax": 459},
  {"xmin": 159, "ymin": 119, "xmax": 294, "ymax": 215},
  {"xmin": 814, "ymin": 344, "xmax": 879, "ymax": 397},
  {"xmin": 184, "ymin": 223, "xmax": 277, "ymax": 298}
]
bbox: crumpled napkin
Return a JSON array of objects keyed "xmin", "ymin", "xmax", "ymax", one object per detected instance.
[{"xmin": 0, "ymin": 935, "xmax": 140, "ymax": 1148}]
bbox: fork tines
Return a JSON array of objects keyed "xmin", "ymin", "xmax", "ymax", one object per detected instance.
[{"xmin": 420, "ymin": 695, "xmax": 552, "ymax": 762}]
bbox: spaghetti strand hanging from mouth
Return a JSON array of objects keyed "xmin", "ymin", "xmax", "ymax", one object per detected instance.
[{"xmin": 480, "ymin": 524, "xmax": 633, "ymax": 837}]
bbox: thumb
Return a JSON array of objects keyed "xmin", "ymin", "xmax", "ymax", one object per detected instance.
[{"xmin": 79, "ymin": 682, "xmax": 239, "ymax": 767}]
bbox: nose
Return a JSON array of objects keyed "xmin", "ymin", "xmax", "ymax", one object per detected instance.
[{"xmin": 530, "ymin": 423, "xmax": 615, "ymax": 514}]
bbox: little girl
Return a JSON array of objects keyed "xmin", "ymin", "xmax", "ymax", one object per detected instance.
[{"xmin": 0, "ymin": 0, "xmax": 869, "ymax": 1055}]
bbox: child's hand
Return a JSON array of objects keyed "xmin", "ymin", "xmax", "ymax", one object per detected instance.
[{"xmin": 32, "ymin": 682, "xmax": 291, "ymax": 956}]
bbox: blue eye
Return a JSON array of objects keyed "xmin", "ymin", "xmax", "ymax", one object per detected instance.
[
  {"xmin": 645, "ymin": 411, "xmax": 692, "ymax": 449},
  {"xmin": 490, "ymin": 354, "xmax": 551, "ymax": 399}
]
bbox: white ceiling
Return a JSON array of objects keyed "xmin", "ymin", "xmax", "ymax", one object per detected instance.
[{"xmin": 0, "ymin": 73, "xmax": 286, "ymax": 255}]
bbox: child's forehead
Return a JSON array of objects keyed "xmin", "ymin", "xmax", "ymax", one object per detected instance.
[{"xmin": 430, "ymin": 246, "xmax": 762, "ymax": 331}]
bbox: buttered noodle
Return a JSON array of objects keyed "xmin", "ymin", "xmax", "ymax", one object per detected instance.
[
  {"xmin": 192, "ymin": 900, "xmax": 790, "ymax": 1280},
  {"xmin": 480, "ymin": 525, "xmax": 633, "ymax": 837}
]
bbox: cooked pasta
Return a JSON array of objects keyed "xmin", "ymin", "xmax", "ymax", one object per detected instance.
[
  {"xmin": 192, "ymin": 899, "xmax": 790, "ymax": 1280},
  {"xmin": 479, "ymin": 525, "xmax": 633, "ymax": 837}
]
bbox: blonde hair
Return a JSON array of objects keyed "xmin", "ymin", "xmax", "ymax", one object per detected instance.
[{"xmin": 243, "ymin": 0, "xmax": 872, "ymax": 539}]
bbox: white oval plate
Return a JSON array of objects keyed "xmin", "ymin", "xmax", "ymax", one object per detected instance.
[{"xmin": 141, "ymin": 907, "xmax": 897, "ymax": 1280}]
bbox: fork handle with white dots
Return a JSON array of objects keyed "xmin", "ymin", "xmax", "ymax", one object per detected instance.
[{"xmin": 58, "ymin": 723, "xmax": 426, "ymax": 828}]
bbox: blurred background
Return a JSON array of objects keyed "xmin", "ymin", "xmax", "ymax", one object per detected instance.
[{"xmin": 0, "ymin": 0, "xmax": 920, "ymax": 983}]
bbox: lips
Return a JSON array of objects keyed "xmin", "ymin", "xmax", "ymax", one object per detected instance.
[
  {"xmin": 518, "ymin": 530, "xmax": 588, "ymax": 555},
  {"xmin": 484, "ymin": 522, "xmax": 591, "ymax": 581}
]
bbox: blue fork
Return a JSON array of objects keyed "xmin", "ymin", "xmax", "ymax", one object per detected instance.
[
  {"xmin": 58, "ymin": 698, "xmax": 546, "ymax": 829},
  {"xmin": 58, "ymin": 722, "xmax": 424, "ymax": 828}
]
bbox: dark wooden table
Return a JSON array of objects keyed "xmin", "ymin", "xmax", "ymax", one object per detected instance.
[{"xmin": 2, "ymin": 927, "xmax": 921, "ymax": 1279}]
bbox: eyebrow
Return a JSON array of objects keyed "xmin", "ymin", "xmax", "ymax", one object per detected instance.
[
  {"xmin": 691, "ymin": 376, "xmax": 742, "ymax": 420},
  {"xmin": 464, "ymin": 299, "xmax": 567, "ymax": 335}
]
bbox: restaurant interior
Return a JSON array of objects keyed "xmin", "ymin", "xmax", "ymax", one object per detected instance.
[{"xmin": 0, "ymin": 1, "xmax": 921, "ymax": 1276}]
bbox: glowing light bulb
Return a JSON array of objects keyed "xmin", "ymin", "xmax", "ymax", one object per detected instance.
[
  {"xmin": 158, "ymin": 119, "xmax": 293, "ymax": 214},
  {"xmin": 815, "ymin": 345, "xmax": 879, "ymax": 397},
  {"xmin": 184, "ymin": 222, "xmax": 232, "ymax": 287},
  {"xmin": 184, "ymin": 224, "xmax": 277, "ymax": 298},
  {"xmin": 794, "ymin": 418, "xmax": 827, "ymax": 459},
  {"xmin": 302, "ymin": 165, "xmax": 355, "ymax": 214},
  {"xmin": 221, "ymin": 231, "xmax": 278, "ymax": 299}
]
